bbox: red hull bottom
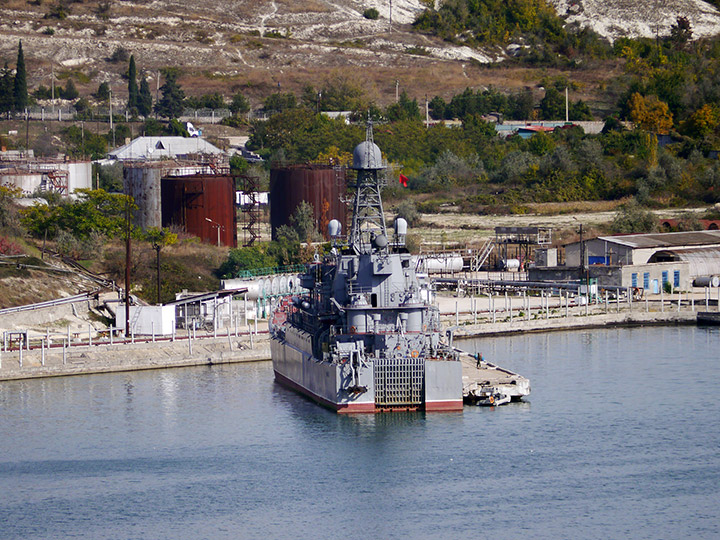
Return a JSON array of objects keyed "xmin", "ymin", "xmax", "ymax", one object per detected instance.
[{"xmin": 274, "ymin": 370, "xmax": 463, "ymax": 414}]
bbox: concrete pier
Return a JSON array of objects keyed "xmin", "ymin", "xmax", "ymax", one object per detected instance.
[
  {"xmin": 0, "ymin": 298, "xmax": 699, "ymax": 383},
  {"xmin": 0, "ymin": 335, "xmax": 271, "ymax": 381}
]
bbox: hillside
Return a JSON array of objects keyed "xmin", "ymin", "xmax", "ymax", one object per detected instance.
[{"xmin": 1, "ymin": 0, "xmax": 719, "ymax": 106}]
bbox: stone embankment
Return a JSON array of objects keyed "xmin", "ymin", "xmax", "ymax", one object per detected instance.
[
  {"xmin": 0, "ymin": 334, "xmax": 271, "ymax": 382},
  {"xmin": 0, "ymin": 298, "xmax": 708, "ymax": 382}
]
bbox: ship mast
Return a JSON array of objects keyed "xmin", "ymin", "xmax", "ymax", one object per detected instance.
[{"xmin": 349, "ymin": 121, "xmax": 387, "ymax": 254}]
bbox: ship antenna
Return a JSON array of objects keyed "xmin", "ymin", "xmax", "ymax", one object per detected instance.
[{"xmin": 349, "ymin": 117, "xmax": 388, "ymax": 254}]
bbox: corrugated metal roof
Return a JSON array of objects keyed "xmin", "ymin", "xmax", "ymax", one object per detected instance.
[
  {"xmin": 108, "ymin": 137, "xmax": 225, "ymax": 160},
  {"xmin": 597, "ymin": 230, "xmax": 720, "ymax": 248},
  {"xmin": 651, "ymin": 247, "xmax": 720, "ymax": 277}
]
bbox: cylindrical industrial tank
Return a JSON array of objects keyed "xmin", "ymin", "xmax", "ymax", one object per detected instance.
[
  {"xmin": 161, "ymin": 174, "xmax": 237, "ymax": 247},
  {"xmin": 279, "ymin": 275, "xmax": 288, "ymax": 294},
  {"xmin": 693, "ymin": 275, "xmax": 720, "ymax": 287},
  {"xmin": 270, "ymin": 165, "xmax": 347, "ymax": 240},
  {"xmin": 503, "ymin": 259, "xmax": 521, "ymax": 271},
  {"xmin": 271, "ymin": 277, "xmax": 280, "ymax": 295},
  {"xmin": 123, "ymin": 165, "xmax": 163, "ymax": 229},
  {"xmin": 425, "ymin": 256, "xmax": 464, "ymax": 273}
]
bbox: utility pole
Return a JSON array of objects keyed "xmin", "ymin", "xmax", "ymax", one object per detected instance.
[
  {"xmin": 125, "ymin": 196, "xmax": 132, "ymax": 337},
  {"xmin": 395, "ymin": 79, "xmax": 399, "ymax": 102},
  {"xmin": 155, "ymin": 70, "xmax": 160, "ymax": 120},
  {"xmin": 109, "ymin": 87, "xmax": 115, "ymax": 147},
  {"xmin": 51, "ymin": 65, "xmax": 55, "ymax": 111},
  {"xmin": 389, "ymin": 0, "xmax": 393, "ymax": 31},
  {"xmin": 565, "ymin": 87, "xmax": 569, "ymax": 123},
  {"xmin": 425, "ymin": 94, "xmax": 429, "ymax": 129}
]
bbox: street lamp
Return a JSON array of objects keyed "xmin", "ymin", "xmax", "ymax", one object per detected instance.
[{"xmin": 205, "ymin": 217, "xmax": 223, "ymax": 247}]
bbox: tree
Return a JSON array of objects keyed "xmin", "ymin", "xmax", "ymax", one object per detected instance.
[
  {"xmin": 540, "ymin": 87, "xmax": 564, "ymax": 120},
  {"xmin": 13, "ymin": 40, "xmax": 27, "ymax": 111},
  {"xmin": 669, "ymin": 16, "xmax": 692, "ymax": 50},
  {"xmin": 217, "ymin": 245, "xmax": 277, "ymax": 278},
  {"xmin": 127, "ymin": 55, "xmax": 138, "ymax": 111},
  {"xmin": 155, "ymin": 68, "xmax": 185, "ymax": 119},
  {"xmin": 610, "ymin": 200, "xmax": 658, "ymax": 233},
  {"xmin": 289, "ymin": 201, "xmax": 318, "ymax": 243},
  {"xmin": 229, "ymin": 154, "xmax": 249, "ymax": 174},
  {"xmin": 628, "ymin": 93, "xmax": 673, "ymax": 134},
  {"xmin": 137, "ymin": 75, "xmax": 152, "ymax": 117},
  {"xmin": 61, "ymin": 79, "xmax": 78, "ymax": 100},
  {"xmin": 230, "ymin": 92, "xmax": 250, "ymax": 115},
  {"xmin": 385, "ymin": 91, "xmax": 421, "ymax": 122},
  {"xmin": 95, "ymin": 82, "xmax": 110, "ymax": 102},
  {"xmin": 0, "ymin": 63, "xmax": 13, "ymax": 118},
  {"xmin": 428, "ymin": 96, "xmax": 446, "ymax": 120},
  {"xmin": 395, "ymin": 200, "xmax": 419, "ymax": 226},
  {"xmin": 263, "ymin": 92, "xmax": 296, "ymax": 113},
  {"xmin": 20, "ymin": 189, "xmax": 135, "ymax": 240}
]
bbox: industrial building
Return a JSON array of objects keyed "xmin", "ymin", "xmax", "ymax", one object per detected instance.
[
  {"xmin": 551, "ymin": 230, "xmax": 720, "ymax": 292},
  {"xmin": 108, "ymin": 136, "xmax": 225, "ymax": 162}
]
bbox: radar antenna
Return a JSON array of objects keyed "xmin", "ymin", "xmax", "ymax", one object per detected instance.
[{"xmin": 349, "ymin": 120, "xmax": 387, "ymax": 254}]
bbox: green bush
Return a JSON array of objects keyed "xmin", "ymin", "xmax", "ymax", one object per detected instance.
[{"xmin": 363, "ymin": 8, "xmax": 379, "ymax": 20}]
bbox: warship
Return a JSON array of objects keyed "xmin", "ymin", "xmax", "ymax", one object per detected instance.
[{"xmin": 270, "ymin": 125, "xmax": 463, "ymax": 413}]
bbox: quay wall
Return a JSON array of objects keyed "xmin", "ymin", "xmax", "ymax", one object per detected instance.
[
  {"xmin": 0, "ymin": 335, "xmax": 271, "ymax": 382},
  {"xmin": 0, "ymin": 310, "xmax": 701, "ymax": 382}
]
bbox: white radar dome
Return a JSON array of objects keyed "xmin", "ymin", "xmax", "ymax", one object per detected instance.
[{"xmin": 328, "ymin": 219, "xmax": 342, "ymax": 237}]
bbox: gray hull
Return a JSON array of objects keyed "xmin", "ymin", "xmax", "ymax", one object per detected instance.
[{"xmin": 271, "ymin": 331, "xmax": 462, "ymax": 413}]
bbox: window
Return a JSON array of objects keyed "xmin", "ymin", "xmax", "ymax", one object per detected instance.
[
  {"xmin": 643, "ymin": 272, "xmax": 650, "ymax": 289},
  {"xmin": 631, "ymin": 273, "xmax": 638, "ymax": 288},
  {"xmin": 662, "ymin": 270, "xmax": 668, "ymax": 285},
  {"xmin": 674, "ymin": 270, "xmax": 680, "ymax": 287}
]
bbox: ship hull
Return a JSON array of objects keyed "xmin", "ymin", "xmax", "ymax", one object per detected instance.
[{"xmin": 271, "ymin": 335, "xmax": 463, "ymax": 413}]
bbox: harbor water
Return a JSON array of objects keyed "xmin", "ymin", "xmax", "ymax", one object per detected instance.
[{"xmin": 1, "ymin": 325, "xmax": 719, "ymax": 539}]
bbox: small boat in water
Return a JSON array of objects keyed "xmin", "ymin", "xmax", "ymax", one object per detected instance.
[{"xmin": 466, "ymin": 387, "xmax": 511, "ymax": 407}]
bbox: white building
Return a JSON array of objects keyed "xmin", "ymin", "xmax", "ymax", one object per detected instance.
[
  {"xmin": 107, "ymin": 136, "xmax": 226, "ymax": 162},
  {"xmin": 564, "ymin": 230, "xmax": 720, "ymax": 292}
]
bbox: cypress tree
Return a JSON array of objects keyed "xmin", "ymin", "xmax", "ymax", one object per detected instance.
[
  {"xmin": 127, "ymin": 55, "xmax": 138, "ymax": 111},
  {"xmin": 13, "ymin": 40, "xmax": 28, "ymax": 111},
  {"xmin": 137, "ymin": 75, "xmax": 152, "ymax": 117},
  {"xmin": 0, "ymin": 63, "xmax": 13, "ymax": 117}
]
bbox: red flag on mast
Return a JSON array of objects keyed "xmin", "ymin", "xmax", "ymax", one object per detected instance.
[{"xmin": 399, "ymin": 173, "xmax": 408, "ymax": 187}]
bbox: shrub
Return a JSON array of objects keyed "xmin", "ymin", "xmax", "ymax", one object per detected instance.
[
  {"xmin": 0, "ymin": 236, "xmax": 23, "ymax": 255},
  {"xmin": 395, "ymin": 200, "xmax": 419, "ymax": 226},
  {"xmin": 363, "ymin": 8, "xmax": 379, "ymax": 20}
]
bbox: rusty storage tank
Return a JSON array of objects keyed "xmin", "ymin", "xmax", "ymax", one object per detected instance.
[
  {"xmin": 161, "ymin": 174, "xmax": 237, "ymax": 247},
  {"xmin": 270, "ymin": 165, "xmax": 346, "ymax": 240},
  {"xmin": 124, "ymin": 164, "xmax": 163, "ymax": 229}
]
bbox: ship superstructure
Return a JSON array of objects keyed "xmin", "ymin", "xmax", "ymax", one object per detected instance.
[{"xmin": 270, "ymin": 126, "xmax": 463, "ymax": 412}]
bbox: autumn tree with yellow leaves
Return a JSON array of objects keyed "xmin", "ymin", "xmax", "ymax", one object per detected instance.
[{"xmin": 627, "ymin": 93, "xmax": 673, "ymax": 134}]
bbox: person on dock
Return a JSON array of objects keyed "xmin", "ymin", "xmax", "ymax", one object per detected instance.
[{"xmin": 475, "ymin": 352, "xmax": 483, "ymax": 368}]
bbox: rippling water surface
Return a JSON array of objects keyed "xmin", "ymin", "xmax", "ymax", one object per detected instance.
[{"xmin": 1, "ymin": 326, "xmax": 719, "ymax": 539}]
